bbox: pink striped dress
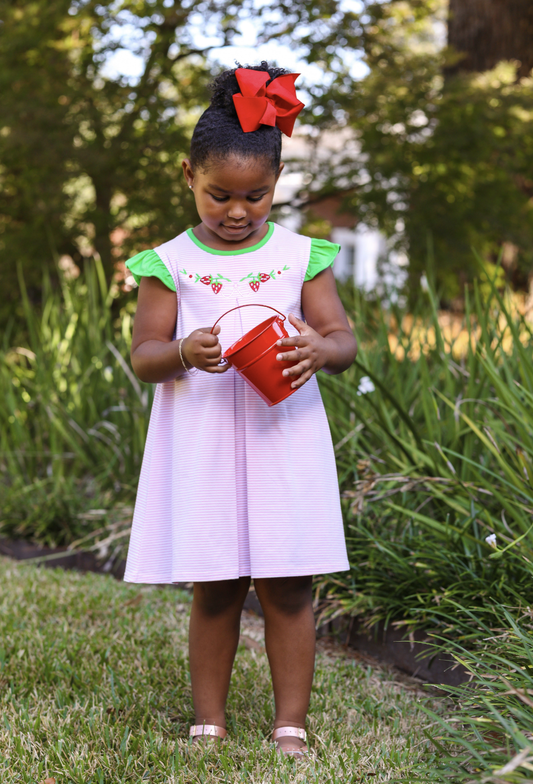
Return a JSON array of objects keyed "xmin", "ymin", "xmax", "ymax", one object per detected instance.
[{"xmin": 124, "ymin": 222, "xmax": 349, "ymax": 583}]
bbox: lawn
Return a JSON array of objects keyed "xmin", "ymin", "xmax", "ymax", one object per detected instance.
[{"xmin": 0, "ymin": 557, "xmax": 442, "ymax": 783}]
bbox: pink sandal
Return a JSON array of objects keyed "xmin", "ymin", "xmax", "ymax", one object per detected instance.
[
  {"xmin": 272, "ymin": 726, "xmax": 309, "ymax": 757},
  {"xmin": 189, "ymin": 724, "xmax": 227, "ymax": 742}
]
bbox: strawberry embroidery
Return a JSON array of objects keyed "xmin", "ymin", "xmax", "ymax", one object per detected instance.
[
  {"xmin": 240, "ymin": 267, "xmax": 290, "ymax": 292},
  {"xmin": 178, "ymin": 266, "xmax": 288, "ymax": 294},
  {"xmin": 180, "ymin": 269, "xmax": 229, "ymax": 292}
]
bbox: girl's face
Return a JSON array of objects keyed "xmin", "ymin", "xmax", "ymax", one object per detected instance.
[{"xmin": 182, "ymin": 154, "xmax": 283, "ymax": 248}]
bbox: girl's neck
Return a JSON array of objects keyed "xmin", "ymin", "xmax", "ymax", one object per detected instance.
[{"xmin": 192, "ymin": 221, "xmax": 271, "ymax": 252}]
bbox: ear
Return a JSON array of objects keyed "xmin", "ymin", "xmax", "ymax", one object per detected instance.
[
  {"xmin": 275, "ymin": 162, "xmax": 285, "ymax": 181},
  {"xmin": 182, "ymin": 158, "xmax": 194, "ymax": 187}
]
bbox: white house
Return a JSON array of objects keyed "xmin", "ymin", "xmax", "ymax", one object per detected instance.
[{"xmin": 274, "ymin": 130, "xmax": 404, "ymax": 291}]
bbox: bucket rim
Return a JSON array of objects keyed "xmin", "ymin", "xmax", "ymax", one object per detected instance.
[
  {"xmin": 222, "ymin": 314, "xmax": 282, "ymax": 360},
  {"xmin": 232, "ymin": 339, "xmax": 283, "ymax": 371}
]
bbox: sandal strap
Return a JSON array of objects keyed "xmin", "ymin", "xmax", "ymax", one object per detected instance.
[
  {"xmin": 189, "ymin": 724, "xmax": 227, "ymax": 739},
  {"xmin": 272, "ymin": 726, "xmax": 307, "ymax": 742}
]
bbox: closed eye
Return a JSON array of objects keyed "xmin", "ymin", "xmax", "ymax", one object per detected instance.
[{"xmin": 210, "ymin": 192, "xmax": 267, "ymax": 203}]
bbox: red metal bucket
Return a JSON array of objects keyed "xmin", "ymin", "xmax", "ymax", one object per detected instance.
[{"xmin": 211, "ymin": 304, "xmax": 299, "ymax": 407}]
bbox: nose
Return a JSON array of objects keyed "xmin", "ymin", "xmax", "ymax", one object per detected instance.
[{"xmin": 227, "ymin": 199, "xmax": 247, "ymax": 220}]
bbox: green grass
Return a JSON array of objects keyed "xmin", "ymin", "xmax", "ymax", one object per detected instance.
[
  {"xmin": 419, "ymin": 606, "xmax": 533, "ymax": 783},
  {"xmin": 0, "ymin": 557, "xmax": 443, "ymax": 783}
]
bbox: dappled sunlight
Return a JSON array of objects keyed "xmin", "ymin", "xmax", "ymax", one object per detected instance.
[{"xmin": 384, "ymin": 291, "xmax": 533, "ymax": 361}]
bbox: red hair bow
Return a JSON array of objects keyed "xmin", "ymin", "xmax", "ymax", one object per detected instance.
[{"xmin": 232, "ymin": 68, "xmax": 305, "ymax": 137}]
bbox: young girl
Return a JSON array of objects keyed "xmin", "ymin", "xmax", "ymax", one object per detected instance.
[{"xmin": 124, "ymin": 63, "xmax": 357, "ymax": 757}]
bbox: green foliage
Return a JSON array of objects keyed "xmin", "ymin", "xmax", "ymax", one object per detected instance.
[
  {"xmin": 306, "ymin": 2, "xmax": 533, "ymax": 300},
  {"xmin": 0, "ymin": 0, "xmax": 215, "ymax": 306},
  {"xmin": 419, "ymin": 606, "xmax": 533, "ymax": 782},
  {"xmin": 4, "ymin": 0, "xmax": 533, "ymax": 312},
  {"xmin": 0, "ymin": 259, "xmax": 152, "ymax": 546},
  {"xmin": 318, "ymin": 273, "xmax": 533, "ymax": 780},
  {"xmin": 0, "ymin": 0, "xmax": 361, "ymax": 330},
  {"xmin": 298, "ymin": 211, "xmax": 333, "ymax": 240},
  {"xmin": 318, "ymin": 273, "xmax": 533, "ymax": 631}
]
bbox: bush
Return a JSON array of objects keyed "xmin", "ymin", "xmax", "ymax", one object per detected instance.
[
  {"xmin": 0, "ymin": 260, "xmax": 152, "ymax": 546},
  {"xmin": 318, "ymin": 274, "xmax": 533, "ymax": 782},
  {"xmin": 318, "ymin": 275, "xmax": 533, "ymax": 631}
]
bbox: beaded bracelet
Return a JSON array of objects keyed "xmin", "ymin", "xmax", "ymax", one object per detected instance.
[{"xmin": 179, "ymin": 338, "xmax": 197, "ymax": 376}]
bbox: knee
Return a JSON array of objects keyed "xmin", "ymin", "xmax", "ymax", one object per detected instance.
[
  {"xmin": 255, "ymin": 576, "xmax": 313, "ymax": 616},
  {"xmin": 193, "ymin": 578, "xmax": 249, "ymax": 617}
]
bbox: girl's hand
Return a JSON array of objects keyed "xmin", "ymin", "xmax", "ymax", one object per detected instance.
[
  {"xmin": 275, "ymin": 314, "xmax": 332, "ymax": 389},
  {"xmin": 181, "ymin": 324, "xmax": 230, "ymax": 374}
]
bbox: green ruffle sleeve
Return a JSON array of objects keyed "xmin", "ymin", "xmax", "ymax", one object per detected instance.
[
  {"xmin": 125, "ymin": 249, "xmax": 176, "ymax": 292},
  {"xmin": 304, "ymin": 238, "xmax": 341, "ymax": 282}
]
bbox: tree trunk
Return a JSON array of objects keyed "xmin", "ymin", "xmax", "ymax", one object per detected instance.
[{"xmin": 447, "ymin": 0, "xmax": 533, "ymax": 78}]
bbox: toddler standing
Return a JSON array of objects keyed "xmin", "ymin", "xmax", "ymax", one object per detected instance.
[{"xmin": 124, "ymin": 62, "xmax": 357, "ymax": 757}]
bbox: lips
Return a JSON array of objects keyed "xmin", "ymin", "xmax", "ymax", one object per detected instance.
[{"xmin": 223, "ymin": 223, "xmax": 249, "ymax": 231}]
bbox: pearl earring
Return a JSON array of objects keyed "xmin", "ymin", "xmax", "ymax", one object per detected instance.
[{"xmin": 189, "ymin": 184, "xmax": 193, "ymax": 190}]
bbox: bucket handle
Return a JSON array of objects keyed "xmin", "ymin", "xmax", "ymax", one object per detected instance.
[{"xmin": 210, "ymin": 304, "xmax": 286, "ymax": 334}]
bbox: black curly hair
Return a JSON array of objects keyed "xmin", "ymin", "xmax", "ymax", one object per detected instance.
[{"xmin": 190, "ymin": 62, "xmax": 289, "ymax": 173}]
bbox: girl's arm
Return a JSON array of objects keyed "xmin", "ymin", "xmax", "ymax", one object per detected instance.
[
  {"xmin": 130, "ymin": 276, "xmax": 228, "ymax": 383},
  {"xmin": 275, "ymin": 267, "xmax": 357, "ymax": 389}
]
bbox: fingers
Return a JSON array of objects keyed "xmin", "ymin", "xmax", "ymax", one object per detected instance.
[
  {"xmin": 198, "ymin": 324, "xmax": 221, "ymax": 336},
  {"xmin": 274, "ymin": 317, "xmax": 325, "ymax": 388},
  {"xmin": 197, "ymin": 325, "xmax": 220, "ymax": 334},
  {"xmin": 276, "ymin": 346, "xmax": 307, "ymax": 364},
  {"xmin": 288, "ymin": 312, "xmax": 307, "ymax": 331},
  {"xmin": 196, "ymin": 347, "xmax": 224, "ymax": 368},
  {"xmin": 289, "ymin": 367, "xmax": 314, "ymax": 388},
  {"xmin": 181, "ymin": 329, "xmax": 225, "ymax": 374},
  {"xmin": 203, "ymin": 344, "xmax": 223, "ymax": 359},
  {"xmin": 283, "ymin": 358, "xmax": 313, "ymax": 379},
  {"xmin": 276, "ymin": 334, "xmax": 306, "ymax": 350},
  {"xmin": 275, "ymin": 341, "xmax": 315, "ymax": 388},
  {"xmin": 195, "ymin": 327, "xmax": 221, "ymax": 347},
  {"xmin": 203, "ymin": 361, "xmax": 231, "ymax": 374},
  {"xmin": 275, "ymin": 314, "xmax": 308, "ymax": 349}
]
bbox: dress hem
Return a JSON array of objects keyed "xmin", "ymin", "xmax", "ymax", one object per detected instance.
[{"xmin": 123, "ymin": 562, "xmax": 350, "ymax": 585}]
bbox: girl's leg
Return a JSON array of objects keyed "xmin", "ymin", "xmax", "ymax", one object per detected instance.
[
  {"xmin": 189, "ymin": 576, "xmax": 251, "ymax": 732},
  {"xmin": 253, "ymin": 576, "xmax": 315, "ymax": 752}
]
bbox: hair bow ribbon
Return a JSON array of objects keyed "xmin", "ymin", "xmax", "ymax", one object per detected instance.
[{"xmin": 232, "ymin": 68, "xmax": 305, "ymax": 137}]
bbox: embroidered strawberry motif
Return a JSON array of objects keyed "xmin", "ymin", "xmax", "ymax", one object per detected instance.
[
  {"xmin": 181, "ymin": 269, "xmax": 230, "ymax": 292},
  {"xmin": 260, "ymin": 273, "xmax": 270, "ymax": 283},
  {"xmin": 250, "ymin": 280, "xmax": 260, "ymax": 292}
]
